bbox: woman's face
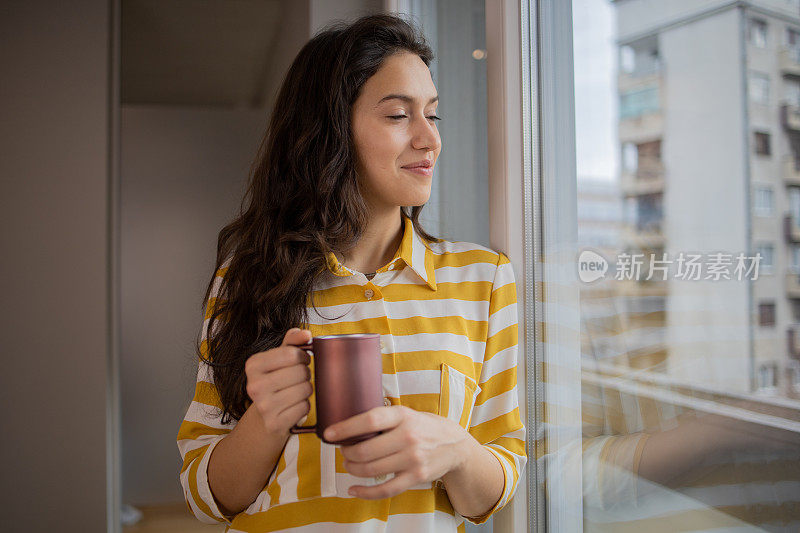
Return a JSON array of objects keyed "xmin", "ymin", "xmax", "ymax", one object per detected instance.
[{"xmin": 351, "ymin": 52, "xmax": 442, "ymax": 212}]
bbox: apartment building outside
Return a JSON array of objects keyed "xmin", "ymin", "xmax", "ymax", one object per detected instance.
[{"xmin": 611, "ymin": 0, "xmax": 800, "ymax": 398}]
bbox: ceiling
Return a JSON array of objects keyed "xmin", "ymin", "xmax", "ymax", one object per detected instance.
[{"xmin": 121, "ymin": 0, "xmax": 286, "ymax": 107}]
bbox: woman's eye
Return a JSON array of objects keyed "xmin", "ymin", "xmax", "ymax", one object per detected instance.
[{"xmin": 387, "ymin": 115, "xmax": 442, "ymax": 121}]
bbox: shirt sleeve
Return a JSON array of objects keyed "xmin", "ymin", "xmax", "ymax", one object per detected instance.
[
  {"xmin": 463, "ymin": 252, "xmax": 527, "ymax": 524},
  {"xmin": 176, "ymin": 264, "xmax": 238, "ymax": 525}
]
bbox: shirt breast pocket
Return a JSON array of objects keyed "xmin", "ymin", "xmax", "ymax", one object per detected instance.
[{"xmin": 438, "ymin": 363, "xmax": 480, "ymax": 430}]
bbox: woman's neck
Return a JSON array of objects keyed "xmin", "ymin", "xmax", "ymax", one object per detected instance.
[{"xmin": 340, "ymin": 208, "xmax": 404, "ymax": 275}]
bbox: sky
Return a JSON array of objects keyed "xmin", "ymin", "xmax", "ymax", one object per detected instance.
[{"xmin": 572, "ymin": 0, "xmax": 619, "ymax": 182}]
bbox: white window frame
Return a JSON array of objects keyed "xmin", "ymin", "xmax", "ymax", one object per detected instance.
[
  {"xmin": 750, "ymin": 18, "xmax": 768, "ymax": 48},
  {"xmin": 754, "ymin": 186, "xmax": 774, "ymax": 217},
  {"xmin": 749, "ymin": 70, "xmax": 770, "ymax": 105},
  {"xmin": 757, "ymin": 362, "xmax": 778, "ymax": 392},
  {"xmin": 487, "ymin": 0, "xmax": 582, "ymax": 531},
  {"xmin": 756, "ymin": 243, "xmax": 775, "ymax": 273}
]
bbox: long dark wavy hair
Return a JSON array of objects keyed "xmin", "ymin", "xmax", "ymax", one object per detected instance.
[{"xmin": 196, "ymin": 13, "xmax": 441, "ymax": 425}]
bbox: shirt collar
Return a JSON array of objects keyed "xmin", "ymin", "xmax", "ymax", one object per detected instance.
[{"xmin": 324, "ymin": 212, "xmax": 437, "ymax": 290}]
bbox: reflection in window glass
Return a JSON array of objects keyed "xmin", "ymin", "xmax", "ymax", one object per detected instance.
[{"xmin": 572, "ymin": 0, "xmax": 800, "ymax": 530}]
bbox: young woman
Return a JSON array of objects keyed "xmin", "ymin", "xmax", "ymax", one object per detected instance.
[{"xmin": 177, "ymin": 13, "xmax": 526, "ymax": 532}]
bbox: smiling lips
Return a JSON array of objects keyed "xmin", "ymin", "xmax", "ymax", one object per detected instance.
[
  {"xmin": 401, "ymin": 159, "xmax": 434, "ymax": 176},
  {"xmin": 401, "ymin": 159, "xmax": 433, "ymax": 169}
]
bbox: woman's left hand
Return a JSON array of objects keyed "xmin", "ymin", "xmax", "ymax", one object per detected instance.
[{"xmin": 322, "ymin": 405, "xmax": 471, "ymax": 499}]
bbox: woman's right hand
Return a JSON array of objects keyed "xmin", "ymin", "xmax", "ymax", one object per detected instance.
[{"xmin": 245, "ymin": 328, "xmax": 313, "ymax": 435}]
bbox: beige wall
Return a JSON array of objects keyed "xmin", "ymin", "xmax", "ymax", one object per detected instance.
[
  {"xmin": 0, "ymin": 1, "xmax": 111, "ymax": 531},
  {"xmin": 120, "ymin": 106, "xmax": 264, "ymax": 504}
]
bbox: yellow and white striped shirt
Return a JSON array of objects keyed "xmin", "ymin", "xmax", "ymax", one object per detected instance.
[{"xmin": 177, "ymin": 212, "xmax": 526, "ymax": 532}]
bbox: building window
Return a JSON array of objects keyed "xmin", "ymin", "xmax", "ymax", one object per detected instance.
[
  {"xmin": 785, "ymin": 78, "xmax": 800, "ymax": 107},
  {"xmin": 757, "ymin": 363, "xmax": 777, "ymax": 391},
  {"xmin": 620, "ymin": 45, "xmax": 635, "ymax": 74},
  {"xmin": 620, "ymin": 86, "xmax": 659, "ymax": 119},
  {"xmin": 787, "ymin": 27, "xmax": 800, "ymax": 47},
  {"xmin": 622, "ymin": 142, "xmax": 638, "ymax": 172},
  {"xmin": 753, "ymin": 187, "xmax": 774, "ymax": 216},
  {"xmin": 756, "ymin": 243, "xmax": 774, "ymax": 273},
  {"xmin": 792, "ymin": 246, "xmax": 800, "ymax": 275},
  {"xmin": 789, "ymin": 361, "xmax": 800, "ymax": 390},
  {"xmin": 759, "ymin": 302, "xmax": 776, "ymax": 327},
  {"xmin": 754, "ymin": 131, "xmax": 771, "ymax": 155},
  {"xmin": 749, "ymin": 71, "xmax": 770, "ymax": 104},
  {"xmin": 750, "ymin": 19, "xmax": 768, "ymax": 48}
]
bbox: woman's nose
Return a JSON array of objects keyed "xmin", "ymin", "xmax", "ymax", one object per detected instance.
[{"xmin": 411, "ymin": 118, "xmax": 441, "ymax": 153}]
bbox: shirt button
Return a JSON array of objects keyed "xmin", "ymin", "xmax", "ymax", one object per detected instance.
[
  {"xmin": 383, "ymin": 397, "xmax": 391, "ymax": 406},
  {"xmin": 364, "ymin": 288, "xmax": 374, "ymax": 299}
]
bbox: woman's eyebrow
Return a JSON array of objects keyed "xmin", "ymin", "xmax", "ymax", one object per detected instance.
[{"xmin": 374, "ymin": 94, "xmax": 439, "ymax": 107}]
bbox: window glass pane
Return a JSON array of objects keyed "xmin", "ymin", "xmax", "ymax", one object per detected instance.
[
  {"xmin": 571, "ymin": 0, "xmax": 800, "ymax": 530},
  {"xmin": 750, "ymin": 18, "xmax": 767, "ymax": 48},
  {"xmin": 749, "ymin": 71, "xmax": 770, "ymax": 104}
]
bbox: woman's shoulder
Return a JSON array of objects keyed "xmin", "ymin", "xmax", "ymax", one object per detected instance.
[{"xmin": 425, "ymin": 237, "xmax": 509, "ymax": 266}]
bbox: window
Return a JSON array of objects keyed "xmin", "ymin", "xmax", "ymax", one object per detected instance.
[
  {"xmin": 568, "ymin": 0, "xmax": 800, "ymax": 530},
  {"xmin": 791, "ymin": 246, "xmax": 800, "ymax": 274},
  {"xmin": 756, "ymin": 243, "xmax": 774, "ymax": 273},
  {"xmin": 622, "ymin": 142, "xmax": 637, "ymax": 172},
  {"xmin": 759, "ymin": 301, "xmax": 776, "ymax": 327},
  {"xmin": 790, "ymin": 361, "xmax": 800, "ymax": 389},
  {"xmin": 791, "ymin": 188, "xmax": 800, "ymax": 226},
  {"xmin": 620, "ymin": 45, "xmax": 635, "ymax": 73},
  {"xmin": 750, "ymin": 18, "xmax": 768, "ymax": 48},
  {"xmin": 749, "ymin": 71, "xmax": 770, "ymax": 104},
  {"xmin": 620, "ymin": 86, "xmax": 659, "ymax": 118},
  {"xmin": 787, "ymin": 27, "xmax": 800, "ymax": 47},
  {"xmin": 757, "ymin": 363, "xmax": 777, "ymax": 390},
  {"xmin": 754, "ymin": 186, "xmax": 774, "ymax": 216},
  {"xmin": 785, "ymin": 77, "xmax": 800, "ymax": 107},
  {"xmin": 754, "ymin": 131, "xmax": 771, "ymax": 155}
]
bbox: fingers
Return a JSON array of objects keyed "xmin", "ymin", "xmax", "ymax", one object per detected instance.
[
  {"xmin": 266, "ymin": 362, "xmax": 311, "ymax": 392},
  {"xmin": 276, "ymin": 398, "xmax": 311, "ymax": 429},
  {"xmin": 338, "ymin": 427, "xmax": 406, "ymax": 463},
  {"xmin": 282, "ymin": 327, "xmax": 312, "ymax": 347},
  {"xmin": 246, "ymin": 340, "xmax": 311, "ymax": 375},
  {"xmin": 348, "ymin": 471, "xmax": 420, "ymax": 500},
  {"xmin": 324, "ymin": 405, "xmax": 405, "ymax": 443},
  {"xmin": 273, "ymin": 379, "xmax": 313, "ymax": 408},
  {"xmin": 342, "ymin": 449, "xmax": 406, "ymax": 478}
]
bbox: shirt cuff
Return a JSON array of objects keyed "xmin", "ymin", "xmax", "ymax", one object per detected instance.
[{"xmin": 190, "ymin": 436, "xmax": 237, "ymax": 524}]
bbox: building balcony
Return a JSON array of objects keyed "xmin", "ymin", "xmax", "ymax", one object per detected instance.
[
  {"xmin": 786, "ymin": 272, "xmax": 800, "ymax": 299},
  {"xmin": 621, "ymin": 160, "xmax": 665, "ymax": 196},
  {"xmin": 619, "ymin": 111, "xmax": 663, "ymax": 144},
  {"xmin": 785, "ymin": 214, "xmax": 800, "ymax": 243},
  {"xmin": 617, "ymin": 67, "xmax": 662, "ymax": 93},
  {"xmin": 782, "ymin": 104, "xmax": 800, "ymax": 132},
  {"xmin": 621, "ymin": 223, "xmax": 665, "ymax": 250},
  {"xmin": 783, "ymin": 156, "xmax": 800, "ymax": 186},
  {"xmin": 779, "ymin": 47, "xmax": 800, "ymax": 76},
  {"xmin": 788, "ymin": 325, "xmax": 800, "ymax": 360}
]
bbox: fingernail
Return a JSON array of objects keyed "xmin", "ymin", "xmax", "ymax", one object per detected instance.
[
  {"xmin": 324, "ymin": 428, "xmax": 336, "ymax": 440},
  {"xmin": 348, "ymin": 487, "xmax": 356, "ymax": 496}
]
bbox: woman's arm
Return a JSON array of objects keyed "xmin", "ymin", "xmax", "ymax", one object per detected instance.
[
  {"xmin": 207, "ymin": 403, "xmax": 289, "ymax": 516},
  {"xmin": 209, "ymin": 328, "xmax": 316, "ymax": 516},
  {"xmin": 440, "ymin": 432, "xmax": 506, "ymax": 519}
]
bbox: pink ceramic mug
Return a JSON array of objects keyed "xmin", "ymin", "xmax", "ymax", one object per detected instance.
[{"xmin": 290, "ymin": 333, "xmax": 384, "ymax": 445}]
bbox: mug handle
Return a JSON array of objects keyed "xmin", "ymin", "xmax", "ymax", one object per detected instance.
[{"xmin": 289, "ymin": 342, "xmax": 316, "ymax": 434}]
